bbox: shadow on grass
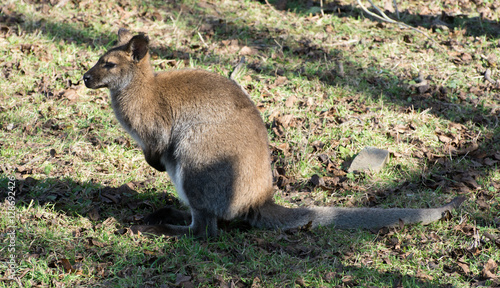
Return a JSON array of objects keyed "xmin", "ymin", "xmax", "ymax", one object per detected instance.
[{"xmin": 0, "ymin": 175, "xmax": 457, "ymax": 287}]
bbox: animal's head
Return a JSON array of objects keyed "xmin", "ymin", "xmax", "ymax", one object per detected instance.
[{"xmin": 83, "ymin": 29, "xmax": 150, "ymax": 91}]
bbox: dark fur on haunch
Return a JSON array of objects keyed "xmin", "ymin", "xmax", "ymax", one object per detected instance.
[{"xmin": 83, "ymin": 29, "xmax": 465, "ymax": 238}]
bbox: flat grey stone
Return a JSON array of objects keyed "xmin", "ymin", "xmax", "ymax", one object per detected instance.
[{"xmin": 348, "ymin": 146, "xmax": 389, "ymax": 173}]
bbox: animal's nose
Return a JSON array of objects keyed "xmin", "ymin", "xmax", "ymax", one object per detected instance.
[{"xmin": 83, "ymin": 73, "xmax": 91, "ymax": 83}]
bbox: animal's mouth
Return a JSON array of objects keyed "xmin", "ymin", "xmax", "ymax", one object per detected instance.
[{"xmin": 82, "ymin": 73, "xmax": 102, "ymax": 89}]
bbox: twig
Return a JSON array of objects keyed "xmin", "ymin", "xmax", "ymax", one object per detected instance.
[
  {"xmin": 356, "ymin": 0, "xmax": 442, "ymax": 49},
  {"xmin": 336, "ymin": 60, "xmax": 345, "ymax": 77},
  {"xmin": 393, "ymin": 0, "xmax": 399, "ymax": 19},
  {"xmin": 265, "ymin": 0, "xmax": 280, "ymax": 14},
  {"xmin": 197, "ymin": 32, "xmax": 208, "ymax": 48},
  {"xmin": 484, "ymin": 69, "xmax": 500, "ymax": 88},
  {"xmin": 324, "ymin": 39, "xmax": 360, "ymax": 46},
  {"xmin": 411, "ymin": 71, "xmax": 429, "ymax": 93},
  {"xmin": 55, "ymin": 0, "xmax": 70, "ymax": 8},
  {"xmin": 230, "ymin": 57, "xmax": 246, "ymax": 80},
  {"xmin": 365, "ymin": 0, "xmax": 390, "ymax": 20}
]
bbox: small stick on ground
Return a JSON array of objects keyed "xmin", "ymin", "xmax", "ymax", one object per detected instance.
[
  {"xmin": 336, "ymin": 60, "xmax": 345, "ymax": 78},
  {"xmin": 412, "ymin": 71, "xmax": 429, "ymax": 94},
  {"xmin": 265, "ymin": 0, "xmax": 280, "ymax": 14},
  {"xmin": 484, "ymin": 69, "xmax": 500, "ymax": 88},
  {"xmin": 393, "ymin": 0, "xmax": 399, "ymax": 19},
  {"xmin": 230, "ymin": 57, "xmax": 246, "ymax": 80},
  {"xmin": 356, "ymin": 0, "xmax": 442, "ymax": 49}
]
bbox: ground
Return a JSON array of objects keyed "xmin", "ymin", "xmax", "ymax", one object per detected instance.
[{"xmin": 0, "ymin": 0, "xmax": 499, "ymax": 287}]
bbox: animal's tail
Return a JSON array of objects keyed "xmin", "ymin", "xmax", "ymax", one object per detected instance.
[{"xmin": 248, "ymin": 197, "xmax": 466, "ymax": 230}]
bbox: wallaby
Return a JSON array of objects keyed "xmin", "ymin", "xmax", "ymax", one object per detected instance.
[{"xmin": 83, "ymin": 29, "xmax": 465, "ymax": 238}]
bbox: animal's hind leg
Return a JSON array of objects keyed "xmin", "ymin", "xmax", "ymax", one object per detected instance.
[
  {"xmin": 131, "ymin": 208, "xmax": 218, "ymax": 239},
  {"xmin": 189, "ymin": 208, "xmax": 218, "ymax": 238}
]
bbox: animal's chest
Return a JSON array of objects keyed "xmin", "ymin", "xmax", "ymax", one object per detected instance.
[
  {"xmin": 111, "ymin": 98, "xmax": 167, "ymax": 172},
  {"xmin": 112, "ymin": 99, "xmax": 146, "ymax": 148}
]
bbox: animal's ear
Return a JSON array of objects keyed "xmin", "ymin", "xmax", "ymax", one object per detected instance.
[
  {"xmin": 117, "ymin": 28, "xmax": 133, "ymax": 46},
  {"xmin": 126, "ymin": 34, "xmax": 149, "ymax": 62}
]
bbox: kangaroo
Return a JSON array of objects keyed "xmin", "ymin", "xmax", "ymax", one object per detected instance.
[{"xmin": 83, "ymin": 29, "xmax": 465, "ymax": 238}]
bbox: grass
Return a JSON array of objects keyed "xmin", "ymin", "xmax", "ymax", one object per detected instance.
[{"xmin": 1, "ymin": 0, "xmax": 500, "ymax": 287}]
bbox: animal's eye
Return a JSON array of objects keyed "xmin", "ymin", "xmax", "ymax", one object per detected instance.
[{"xmin": 103, "ymin": 62, "xmax": 116, "ymax": 69}]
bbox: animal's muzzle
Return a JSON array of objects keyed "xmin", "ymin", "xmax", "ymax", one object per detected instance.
[{"xmin": 83, "ymin": 73, "xmax": 92, "ymax": 88}]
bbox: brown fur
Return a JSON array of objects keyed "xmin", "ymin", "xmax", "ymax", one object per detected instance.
[{"xmin": 83, "ymin": 30, "xmax": 465, "ymax": 238}]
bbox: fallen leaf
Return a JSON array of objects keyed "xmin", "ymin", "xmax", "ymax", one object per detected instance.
[
  {"xmin": 285, "ymin": 95, "xmax": 297, "ymax": 107},
  {"xmin": 483, "ymin": 259, "xmax": 498, "ymax": 279},
  {"xmin": 88, "ymin": 207, "xmax": 100, "ymax": 221},
  {"xmin": 87, "ymin": 237, "xmax": 105, "ymax": 248},
  {"xmin": 295, "ymin": 277, "xmax": 307, "ymax": 287},
  {"xmin": 494, "ymin": 152, "xmax": 500, "ymax": 161},
  {"xmin": 309, "ymin": 174, "xmax": 323, "ymax": 186},
  {"xmin": 438, "ymin": 134, "xmax": 453, "ymax": 143},
  {"xmin": 61, "ymin": 88, "xmax": 79, "ymax": 102},
  {"xmin": 60, "ymin": 258, "xmax": 74, "ymax": 273},
  {"xmin": 239, "ymin": 46, "xmax": 258, "ymax": 56},
  {"xmin": 454, "ymin": 222, "xmax": 475, "ymax": 236},
  {"xmin": 273, "ymin": 76, "xmax": 288, "ymax": 87},
  {"xmin": 455, "ymin": 142, "xmax": 479, "ymax": 155},
  {"xmin": 277, "ymin": 142, "xmax": 289, "ymax": 152},
  {"xmin": 460, "ymin": 53, "xmax": 472, "ymax": 63},
  {"xmin": 477, "ymin": 198, "xmax": 490, "ymax": 210},
  {"xmin": 457, "ymin": 261, "xmax": 470, "ymax": 274},
  {"xmin": 416, "ymin": 271, "xmax": 434, "ymax": 280},
  {"xmin": 101, "ymin": 192, "xmax": 120, "ymax": 204},
  {"xmin": 251, "ymin": 276, "xmax": 262, "ymax": 288},
  {"xmin": 175, "ymin": 273, "xmax": 192, "ymax": 286},
  {"xmin": 484, "ymin": 158, "xmax": 498, "ymax": 166},
  {"xmin": 276, "ymin": 114, "xmax": 294, "ymax": 128}
]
